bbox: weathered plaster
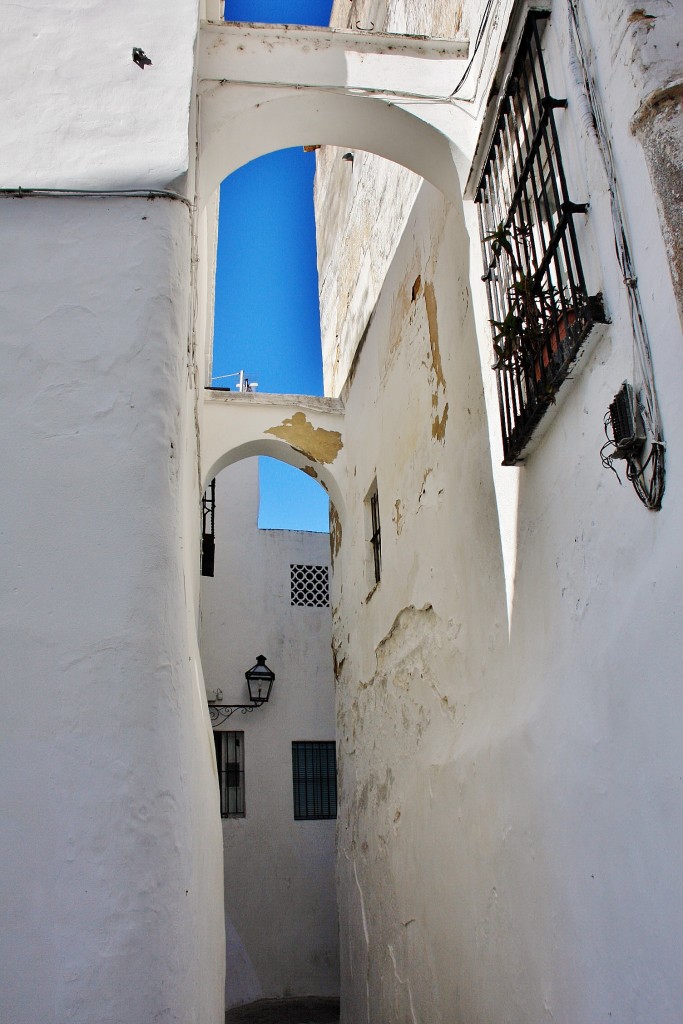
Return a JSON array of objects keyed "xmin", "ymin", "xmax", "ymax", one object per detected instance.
[
  {"xmin": 201, "ymin": 391, "xmax": 347, "ymax": 519},
  {"xmin": 265, "ymin": 411, "xmax": 343, "ymax": 464},
  {"xmin": 318, "ymin": 6, "xmax": 683, "ymax": 1021},
  {"xmin": 329, "ymin": 504, "xmax": 343, "ymax": 567}
]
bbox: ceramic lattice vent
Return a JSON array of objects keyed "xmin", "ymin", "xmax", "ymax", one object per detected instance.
[{"xmin": 290, "ymin": 564, "xmax": 329, "ymax": 608}]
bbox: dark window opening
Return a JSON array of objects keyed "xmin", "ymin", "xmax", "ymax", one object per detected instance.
[
  {"xmin": 215, "ymin": 730, "xmax": 245, "ymax": 818},
  {"xmin": 368, "ymin": 483, "xmax": 381, "ymax": 585},
  {"xmin": 201, "ymin": 478, "xmax": 216, "ymax": 577},
  {"xmin": 476, "ymin": 12, "xmax": 596, "ymax": 464},
  {"xmin": 292, "ymin": 741, "xmax": 337, "ymax": 820}
]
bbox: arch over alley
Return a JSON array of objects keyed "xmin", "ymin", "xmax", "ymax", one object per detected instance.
[
  {"xmin": 196, "ymin": 21, "xmax": 474, "ymax": 205},
  {"xmin": 202, "ymin": 390, "xmax": 347, "ymax": 520}
]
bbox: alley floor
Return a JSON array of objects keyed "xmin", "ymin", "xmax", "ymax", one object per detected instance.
[{"xmin": 225, "ymin": 996, "xmax": 340, "ymax": 1024}]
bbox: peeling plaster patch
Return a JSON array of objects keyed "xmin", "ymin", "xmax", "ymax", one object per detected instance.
[
  {"xmin": 302, "ymin": 465, "xmax": 318, "ymax": 480},
  {"xmin": 431, "ymin": 402, "xmax": 449, "ymax": 442},
  {"xmin": 329, "ymin": 503, "xmax": 342, "ymax": 567},
  {"xmin": 424, "ymin": 281, "xmax": 445, "ymax": 392},
  {"xmin": 265, "ymin": 411, "xmax": 343, "ymax": 464},
  {"xmin": 333, "ymin": 651, "xmax": 346, "ymax": 682},
  {"xmin": 627, "ymin": 8, "xmax": 656, "ymax": 26},
  {"xmin": 424, "ymin": 281, "xmax": 448, "ymax": 442},
  {"xmin": 388, "ymin": 267, "xmax": 414, "ymax": 362},
  {"xmin": 369, "ymin": 603, "xmax": 458, "ymax": 724},
  {"xmin": 332, "ymin": 635, "xmax": 346, "ymax": 682},
  {"xmin": 374, "ymin": 604, "xmax": 438, "ymax": 698},
  {"xmin": 392, "ymin": 498, "xmax": 405, "ymax": 535},
  {"xmin": 417, "ymin": 468, "xmax": 440, "ymax": 512}
]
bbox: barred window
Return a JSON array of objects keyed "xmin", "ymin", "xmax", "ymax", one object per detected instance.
[
  {"xmin": 214, "ymin": 730, "xmax": 245, "ymax": 818},
  {"xmin": 292, "ymin": 741, "xmax": 337, "ymax": 820},
  {"xmin": 365, "ymin": 480, "xmax": 381, "ymax": 586},
  {"xmin": 476, "ymin": 12, "xmax": 596, "ymax": 464},
  {"xmin": 290, "ymin": 564, "xmax": 329, "ymax": 607}
]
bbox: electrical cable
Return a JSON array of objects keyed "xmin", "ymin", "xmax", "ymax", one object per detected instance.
[
  {"xmin": 450, "ymin": 0, "xmax": 496, "ymax": 98},
  {"xmin": 0, "ymin": 186, "xmax": 194, "ymax": 209},
  {"xmin": 567, "ymin": 0, "xmax": 665, "ymax": 510}
]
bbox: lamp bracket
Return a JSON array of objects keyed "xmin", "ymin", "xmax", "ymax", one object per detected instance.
[{"xmin": 208, "ymin": 701, "xmax": 265, "ymax": 727}]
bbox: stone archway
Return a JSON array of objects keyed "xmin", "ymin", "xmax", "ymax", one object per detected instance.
[
  {"xmin": 202, "ymin": 390, "xmax": 347, "ymax": 523},
  {"xmin": 195, "ymin": 22, "xmax": 475, "ymax": 525},
  {"xmin": 196, "ymin": 21, "xmax": 473, "ymax": 207}
]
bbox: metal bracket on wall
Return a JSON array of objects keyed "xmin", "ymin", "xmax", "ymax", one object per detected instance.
[{"xmin": 208, "ymin": 702, "xmax": 262, "ymax": 727}]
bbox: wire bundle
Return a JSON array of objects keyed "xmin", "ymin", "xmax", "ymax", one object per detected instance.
[{"xmin": 567, "ymin": 0, "xmax": 665, "ymax": 510}]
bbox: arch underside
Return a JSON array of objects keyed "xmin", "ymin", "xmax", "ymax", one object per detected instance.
[
  {"xmin": 198, "ymin": 86, "xmax": 467, "ymax": 206},
  {"xmin": 201, "ymin": 395, "xmax": 347, "ymax": 520},
  {"xmin": 205, "ymin": 438, "xmax": 343, "ymax": 520}
]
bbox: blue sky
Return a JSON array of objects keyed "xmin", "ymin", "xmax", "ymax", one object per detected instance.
[{"xmin": 213, "ymin": 1, "xmax": 334, "ymax": 532}]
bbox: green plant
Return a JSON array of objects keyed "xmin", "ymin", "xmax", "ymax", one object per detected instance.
[{"xmin": 484, "ymin": 221, "xmax": 563, "ymax": 375}]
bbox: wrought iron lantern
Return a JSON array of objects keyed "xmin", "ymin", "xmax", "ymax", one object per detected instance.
[
  {"xmin": 245, "ymin": 654, "xmax": 275, "ymax": 704},
  {"xmin": 208, "ymin": 655, "xmax": 275, "ymax": 727}
]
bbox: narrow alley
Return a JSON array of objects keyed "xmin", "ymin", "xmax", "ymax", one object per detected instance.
[{"xmin": 225, "ymin": 996, "xmax": 340, "ymax": 1023}]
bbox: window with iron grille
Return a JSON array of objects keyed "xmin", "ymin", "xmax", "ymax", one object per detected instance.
[
  {"xmin": 201, "ymin": 478, "xmax": 216, "ymax": 577},
  {"xmin": 366, "ymin": 481, "xmax": 381, "ymax": 586},
  {"xmin": 476, "ymin": 11, "xmax": 597, "ymax": 464},
  {"xmin": 290, "ymin": 564, "xmax": 329, "ymax": 607},
  {"xmin": 214, "ymin": 730, "xmax": 245, "ymax": 818},
  {"xmin": 292, "ymin": 741, "xmax": 337, "ymax": 820}
]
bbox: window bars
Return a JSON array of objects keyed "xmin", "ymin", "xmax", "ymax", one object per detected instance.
[
  {"xmin": 476, "ymin": 12, "xmax": 594, "ymax": 464},
  {"xmin": 201, "ymin": 478, "xmax": 216, "ymax": 577},
  {"xmin": 214, "ymin": 730, "xmax": 245, "ymax": 818},
  {"xmin": 369, "ymin": 485, "xmax": 382, "ymax": 585},
  {"xmin": 292, "ymin": 741, "xmax": 337, "ymax": 820}
]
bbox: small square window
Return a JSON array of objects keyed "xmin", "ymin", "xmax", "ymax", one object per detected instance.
[
  {"xmin": 214, "ymin": 730, "xmax": 245, "ymax": 818},
  {"xmin": 292, "ymin": 741, "xmax": 337, "ymax": 820}
]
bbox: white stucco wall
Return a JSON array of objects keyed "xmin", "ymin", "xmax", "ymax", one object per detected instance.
[
  {"xmin": 316, "ymin": 1, "xmax": 683, "ymax": 1022},
  {"xmin": 0, "ymin": 196, "xmax": 224, "ymax": 1023},
  {"xmin": 0, "ymin": 3, "xmax": 226, "ymax": 1021},
  {"xmin": 0, "ymin": 0, "xmax": 199, "ymax": 190},
  {"xmin": 199, "ymin": 460, "xmax": 339, "ymax": 1010}
]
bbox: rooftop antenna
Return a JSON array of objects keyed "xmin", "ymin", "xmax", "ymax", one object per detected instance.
[{"xmin": 210, "ymin": 370, "xmax": 259, "ymax": 393}]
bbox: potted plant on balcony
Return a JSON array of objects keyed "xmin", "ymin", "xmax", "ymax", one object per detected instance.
[{"xmin": 485, "ymin": 221, "xmax": 574, "ymax": 397}]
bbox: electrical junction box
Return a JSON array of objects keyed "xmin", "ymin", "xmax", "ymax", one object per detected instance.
[{"xmin": 609, "ymin": 381, "xmax": 646, "ymax": 459}]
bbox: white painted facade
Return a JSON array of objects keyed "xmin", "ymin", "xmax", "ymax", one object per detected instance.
[
  {"xmin": 0, "ymin": 4, "xmax": 224, "ymax": 1023},
  {"xmin": 199, "ymin": 460, "xmax": 338, "ymax": 1010},
  {"xmin": 1, "ymin": 0, "xmax": 682, "ymax": 1021},
  {"xmin": 316, "ymin": 2, "xmax": 683, "ymax": 1023}
]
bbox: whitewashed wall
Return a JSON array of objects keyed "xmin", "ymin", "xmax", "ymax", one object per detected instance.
[
  {"xmin": 200, "ymin": 460, "xmax": 339, "ymax": 1010},
  {"xmin": 318, "ymin": 1, "xmax": 683, "ymax": 1022},
  {"xmin": 0, "ymin": 2, "xmax": 226, "ymax": 1022}
]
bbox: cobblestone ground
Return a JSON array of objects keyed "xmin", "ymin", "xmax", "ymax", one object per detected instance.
[{"xmin": 225, "ymin": 996, "xmax": 340, "ymax": 1024}]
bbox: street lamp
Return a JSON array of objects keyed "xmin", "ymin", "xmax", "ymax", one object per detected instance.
[
  {"xmin": 245, "ymin": 655, "xmax": 275, "ymax": 704},
  {"xmin": 208, "ymin": 655, "xmax": 275, "ymax": 727}
]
